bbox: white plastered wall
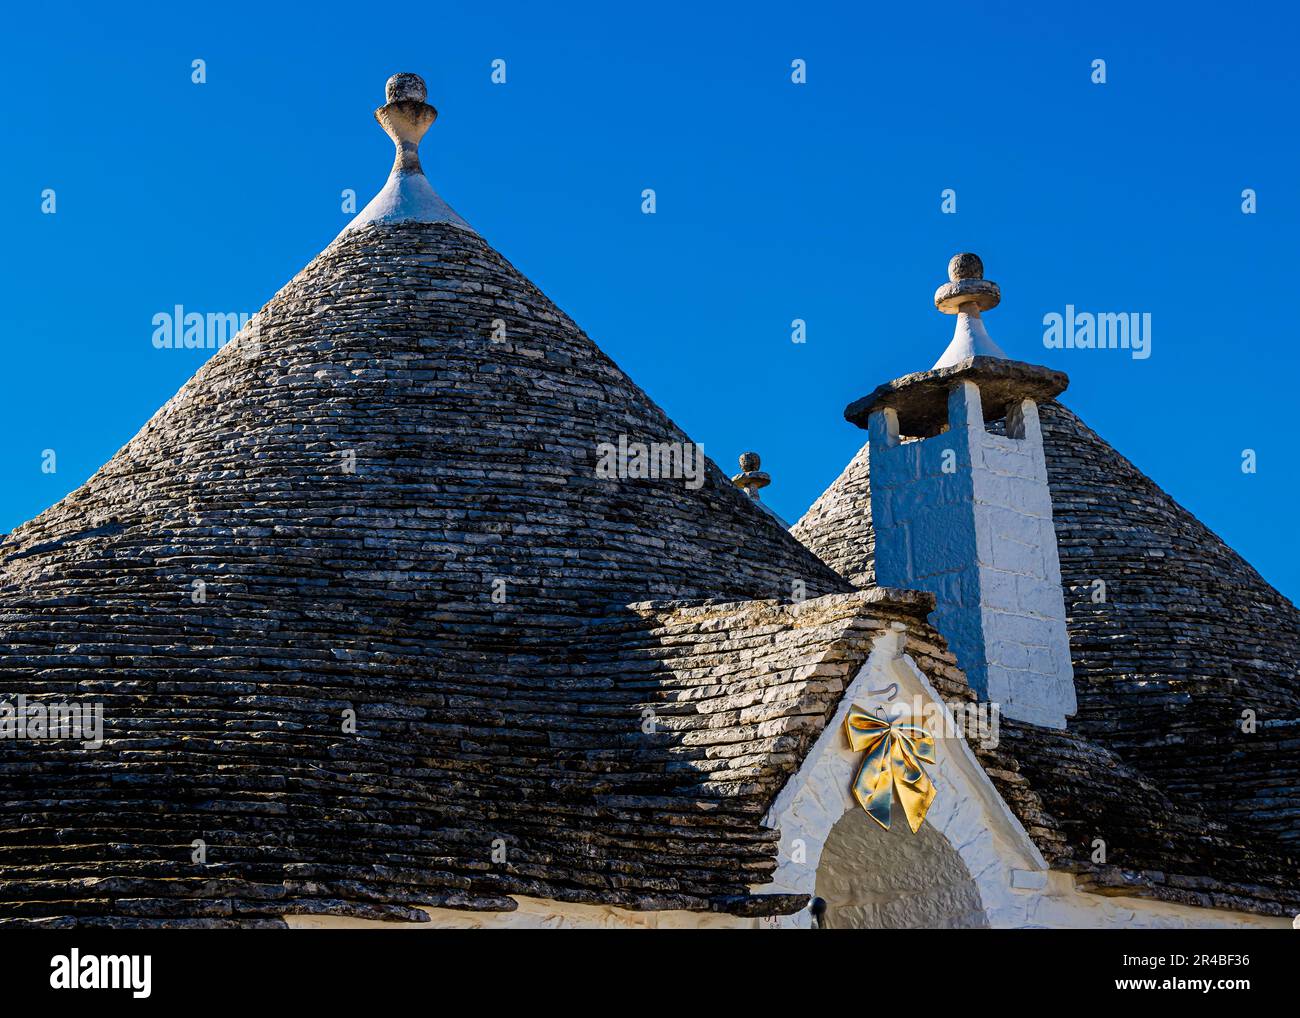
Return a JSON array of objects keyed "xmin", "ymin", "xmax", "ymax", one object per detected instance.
[{"xmin": 753, "ymin": 623, "xmax": 1045, "ymax": 928}]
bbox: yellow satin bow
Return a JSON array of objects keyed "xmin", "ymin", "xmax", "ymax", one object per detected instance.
[{"xmin": 843, "ymin": 705, "xmax": 937, "ymax": 833}]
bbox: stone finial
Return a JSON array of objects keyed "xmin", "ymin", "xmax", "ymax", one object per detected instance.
[
  {"xmin": 731, "ymin": 452, "xmax": 771, "ymax": 500},
  {"xmin": 334, "ymin": 72, "xmax": 473, "ymax": 239},
  {"xmin": 931, "ymin": 252, "xmax": 1009, "ymax": 369},
  {"xmin": 934, "ymin": 252, "xmax": 1000, "ymax": 313},
  {"xmin": 376, "ymin": 73, "xmax": 439, "ymax": 176}
]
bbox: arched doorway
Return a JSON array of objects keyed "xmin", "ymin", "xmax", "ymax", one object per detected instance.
[{"xmin": 813, "ymin": 794, "xmax": 989, "ymax": 929}]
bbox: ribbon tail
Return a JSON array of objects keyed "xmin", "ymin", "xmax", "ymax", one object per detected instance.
[
  {"xmin": 892, "ymin": 737, "xmax": 937, "ymax": 833},
  {"xmin": 851, "ymin": 734, "xmax": 894, "ymax": 830}
]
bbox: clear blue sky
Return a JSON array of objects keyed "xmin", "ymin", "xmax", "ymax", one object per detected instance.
[{"xmin": 3, "ymin": 1, "xmax": 1298, "ymax": 600}]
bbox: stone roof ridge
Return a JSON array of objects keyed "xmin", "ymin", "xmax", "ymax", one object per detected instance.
[
  {"xmin": 626, "ymin": 587, "xmax": 937, "ymax": 626},
  {"xmin": 336, "ymin": 72, "xmax": 474, "ymax": 241}
]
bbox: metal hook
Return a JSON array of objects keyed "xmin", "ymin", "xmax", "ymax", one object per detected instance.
[{"xmin": 867, "ymin": 682, "xmax": 899, "ymax": 720}]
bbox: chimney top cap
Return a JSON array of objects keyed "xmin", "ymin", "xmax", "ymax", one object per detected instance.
[{"xmin": 385, "ymin": 73, "xmax": 428, "ymax": 103}]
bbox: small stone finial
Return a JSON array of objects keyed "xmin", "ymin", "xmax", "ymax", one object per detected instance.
[
  {"xmin": 931, "ymin": 252, "xmax": 1009, "ymax": 369},
  {"xmin": 935, "ymin": 252, "xmax": 1000, "ymax": 313},
  {"xmin": 375, "ymin": 75, "xmax": 438, "ymax": 176},
  {"xmin": 731, "ymin": 452, "xmax": 771, "ymax": 500}
]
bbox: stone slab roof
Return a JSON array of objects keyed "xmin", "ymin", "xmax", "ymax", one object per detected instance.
[
  {"xmin": 0, "ymin": 211, "xmax": 892, "ymax": 926},
  {"xmin": 0, "ymin": 576, "xmax": 945, "ymax": 926},
  {"xmin": 791, "ymin": 442, "xmax": 876, "ymax": 588},
  {"xmin": 983, "ymin": 721, "xmax": 1300, "ymax": 915},
  {"xmin": 793, "ymin": 399, "xmax": 1300, "ymax": 916}
]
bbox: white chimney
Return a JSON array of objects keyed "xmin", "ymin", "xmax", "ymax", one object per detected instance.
[{"xmin": 847, "ymin": 254, "xmax": 1076, "ymax": 729}]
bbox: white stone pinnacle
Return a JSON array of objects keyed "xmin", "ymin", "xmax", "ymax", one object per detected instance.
[
  {"xmin": 337, "ymin": 73, "xmax": 474, "ymax": 240},
  {"xmin": 931, "ymin": 253, "xmax": 1009, "ymax": 369},
  {"xmin": 933, "ymin": 309, "xmax": 1009, "ymax": 369}
]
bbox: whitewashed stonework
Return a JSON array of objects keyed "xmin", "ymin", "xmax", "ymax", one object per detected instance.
[
  {"xmin": 868, "ymin": 381, "xmax": 1076, "ymax": 728},
  {"xmin": 754, "ymin": 625, "xmax": 1046, "ymax": 927}
]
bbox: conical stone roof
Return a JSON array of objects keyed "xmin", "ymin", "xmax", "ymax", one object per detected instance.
[
  {"xmin": 0, "ymin": 75, "xmax": 854, "ymax": 925},
  {"xmin": 790, "ymin": 441, "xmax": 875, "ymax": 587}
]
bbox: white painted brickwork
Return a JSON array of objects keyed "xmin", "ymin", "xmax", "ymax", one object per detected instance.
[{"xmin": 868, "ymin": 380, "xmax": 1076, "ymax": 728}]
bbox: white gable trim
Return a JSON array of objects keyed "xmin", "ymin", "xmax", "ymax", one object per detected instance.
[{"xmin": 753, "ymin": 623, "xmax": 1048, "ymax": 928}]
